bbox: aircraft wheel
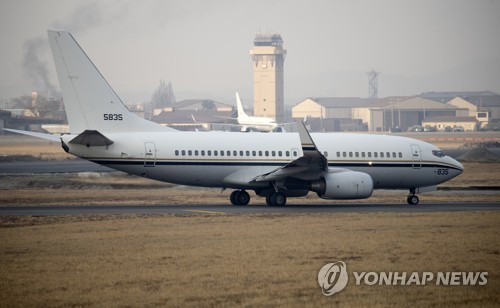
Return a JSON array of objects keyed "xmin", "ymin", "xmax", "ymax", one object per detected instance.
[
  {"xmin": 230, "ymin": 191, "xmax": 239, "ymax": 205},
  {"xmin": 273, "ymin": 192, "xmax": 287, "ymax": 206},
  {"xmin": 231, "ymin": 190, "xmax": 250, "ymax": 206},
  {"xmin": 407, "ymin": 195, "xmax": 419, "ymax": 205},
  {"xmin": 266, "ymin": 194, "xmax": 273, "ymax": 206},
  {"xmin": 266, "ymin": 192, "xmax": 287, "ymax": 206}
]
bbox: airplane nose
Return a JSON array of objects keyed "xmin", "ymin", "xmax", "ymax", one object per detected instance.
[
  {"xmin": 453, "ymin": 159, "xmax": 464, "ymax": 173},
  {"xmin": 448, "ymin": 157, "xmax": 464, "ymax": 179}
]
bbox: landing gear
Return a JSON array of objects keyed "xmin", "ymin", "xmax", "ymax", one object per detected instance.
[
  {"xmin": 407, "ymin": 195, "xmax": 419, "ymax": 205},
  {"xmin": 266, "ymin": 191, "xmax": 287, "ymax": 206},
  {"xmin": 230, "ymin": 190, "xmax": 250, "ymax": 206},
  {"xmin": 407, "ymin": 188, "xmax": 419, "ymax": 205}
]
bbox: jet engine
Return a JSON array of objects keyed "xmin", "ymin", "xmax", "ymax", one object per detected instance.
[{"xmin": 310, "ymin": 171, "xmax": 373, "ymax": 199}]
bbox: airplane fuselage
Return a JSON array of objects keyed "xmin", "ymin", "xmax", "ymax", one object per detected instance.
[{"xmin": 63, "ymin": 131, "xmax": 462, "ymax": 193}]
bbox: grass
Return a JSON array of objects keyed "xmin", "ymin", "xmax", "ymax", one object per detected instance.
[{"xmin": 0, "ymin": 212, "xmax": 499, "ymax": 307}]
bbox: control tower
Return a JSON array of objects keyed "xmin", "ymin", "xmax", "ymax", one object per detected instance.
[{"xmin": 250, "ymin": 34, "xmax": 286, "ymax": 122}]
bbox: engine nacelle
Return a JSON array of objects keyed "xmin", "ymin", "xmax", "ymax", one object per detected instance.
[{"xmin": 310, "ymin": 171, "xmax": 373, "ymax": 199}]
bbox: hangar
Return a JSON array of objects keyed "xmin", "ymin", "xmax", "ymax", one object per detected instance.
[{"xmin": 292, "ymin": 96, "xmax": 467, "ymax": 132}]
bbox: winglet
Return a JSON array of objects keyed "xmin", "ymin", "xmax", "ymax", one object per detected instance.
[{"xmin": 297, "ymin": 121, "xmax": 318, "ymax": 153}]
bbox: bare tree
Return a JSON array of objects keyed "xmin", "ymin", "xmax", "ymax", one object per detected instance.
[{"xmin": 151, "ymin": 80, "xmax": 176, "ymax": 109}]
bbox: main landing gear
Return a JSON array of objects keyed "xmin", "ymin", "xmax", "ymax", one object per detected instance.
[
  {"xmin": 407, "ymin": 188, "xmax": 420, "ymax": 205},
  {"xmin": 229, "ymin": 190, "xmax": 288, "ymax": 206},
  {"xmin": 230, "ymin": 190, "xmax": 250, "ymax": 206},
  {"xmin": 266, "ymin": 191, "xmax": 287, "ymax": 207}
]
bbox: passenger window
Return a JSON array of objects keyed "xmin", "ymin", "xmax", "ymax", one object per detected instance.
[
  {"xmin": 195, "ymin": 150, "xmax": 199, "ymax": 156},
  {"xmin": 361, "ymin": 152, "xmax": 365, "ymax": 158},
  {"xmin": 175, "ymin": 150, "xmax": 179, "ymax": 156},
  {"xmin": 258, "ymin": 151, "xmax": 262, "ymax": 156},
  {"xmin": 386, "ymin": 152, "xmax": 390, "ymax": 158},
  {"xmin": 293, "ymin": 151, "xmax": 298, "ymax": 157},
  {"xmin": 337, "ymin": 151, "xmax": 340, "ymax": 157},
  {"xmin": 343, "ymin": 152, "xmax": 347, "ymax": 158},
  {"xmin": 355, "ymin": 152, "xmax": 359, "ymax": 158},
  {"xmin": 181, "ymin": 150, "xmax": 186, "ymax": 156},
  {"xmin": 368, "ymin": 152, "xmax": 371, "ymax": 158},
  {"xmin": 233, "ymin": 151, "xmax": 237, "ymax": 156},
  {"xmin": 392, "ymin": 152, "xmax": 396, "ymax": 158},
  {"xmin": 265, "ymin": 151, "xmax": 269, "ymax": 156},
  {"xmin": 324, "ymin": 151, "xmax": 328, "ymax": 157},
  {"xmin": 374, "ymin": 152, "xmax": 378, "ymax": 158},
  {"xmin": 240, "ymin": 151, "xmax": 244, "ymax": 156},
  {"xmin": 286, "ymin": 151, "xmax": 290, "ymax": 157},
  {"xmin": 380, "ymin": 152, "xmax": 384, "ymax": 158},
  {"xmin": 278, "ymin": 151, "xmax": 282, "ymax": 157},
  {"xmin": 214, "ymin": 151, "xmax": 218, "ymax": 156},
  {"xmin": 207, "ymin": 150, "xmax": 212, "ymax": 156},
  {"xmin": 349, "ymin": 152, "xmax": 353, "ymax": 158},
  {"xmin": 252, "ymin": 151, "xmax": 256, "ymax": 156},
  {"xmin": 272, "ymin": 151, "xmax": 276, "ymax": 156},
  {"xmin": 220, "ymin": 151, "xmax": 224, "ymax": 156},
  {"xmin": 246, "ymin": 151, "xmax": 250, "ymax": 156},
  {"xmin": 398, "ymin": 152, "xmax": 402, "ymax": 158},
  {"xmin": 201, "ymin": 150, "xmax": 205, "ymax": 156}
]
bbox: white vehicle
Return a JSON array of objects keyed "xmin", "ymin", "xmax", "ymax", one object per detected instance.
[{"xmin": 6, "ymin": 30, "xmax": 464, "ymax": 206}]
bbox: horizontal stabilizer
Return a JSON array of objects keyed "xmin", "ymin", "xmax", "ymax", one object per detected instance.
[
  {"xmin": 69, "ymin": 130, "xmax": 113, "ymax": 146},
  {"xmin": 2, "ymin": 128, "xmax": 61, "ymax": 142}
]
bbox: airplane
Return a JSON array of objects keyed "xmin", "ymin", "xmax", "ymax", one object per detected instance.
[
  {"xmin": 232, "ymin": 92, "xmax": 279, "ymax": 132},
  {"xmin": 5, "ymin": 30, "xmax": 464, "ymax": 206}
]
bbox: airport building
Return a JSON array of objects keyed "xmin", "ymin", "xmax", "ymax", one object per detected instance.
[
  {"xmin": 250, "ymin": 34, "xmax": 286, "ymax": 122},
  {"xmin": 151, "ymin": 99, "xmax": 233, "ymax": 131},
  {"xmin": 292, "ymin": 92, "xmax": 500, "ymax": 132}
]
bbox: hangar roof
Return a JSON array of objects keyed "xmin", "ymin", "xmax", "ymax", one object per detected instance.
[
  {"xmin": 302, "ymin": 96, "xmax": 457, "ymax": 110},
  {"xmin": 170, "ymin": 99, "xmax": 233, "ymax": 111},
  {"xmin": 421, "ymin": 91, "xmax": 500, "ymax": 107}
]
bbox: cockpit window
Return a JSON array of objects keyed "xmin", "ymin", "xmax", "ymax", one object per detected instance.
[{"xmin": 432, "ymin": 150, "xmax": 445, "ymax": 158}]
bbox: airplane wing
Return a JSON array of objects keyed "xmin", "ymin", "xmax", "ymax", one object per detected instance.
[{"xmin": 252, "ymin": 122, "xmax": 328, "ymax": 182}]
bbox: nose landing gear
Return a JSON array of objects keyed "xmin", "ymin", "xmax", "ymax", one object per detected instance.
[{"xmin": 407, "ymin": 188, "xmax": 420, "ymax": 205}]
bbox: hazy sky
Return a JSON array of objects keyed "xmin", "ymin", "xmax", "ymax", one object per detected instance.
[{"xmin": 1, "ymin": 0, "xmax": 499, "ymax": 105}]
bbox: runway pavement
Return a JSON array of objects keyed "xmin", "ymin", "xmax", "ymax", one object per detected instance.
[{"xmin": 0, "ymin": 202, "xmax": 498, "ymax": 216}]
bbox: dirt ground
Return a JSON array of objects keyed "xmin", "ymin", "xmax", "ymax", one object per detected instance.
[{"xmin": 1, "ymin": 133, "xmax": 499, "ymax": 306}]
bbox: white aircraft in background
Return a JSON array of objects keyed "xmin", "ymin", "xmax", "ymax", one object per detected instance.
[
  {"xmin": 5, "ymin": 30, "xmax": 464, "ymax": 206},
  {"xmin": 232, "ymin": 92, "xmax": 278, "ymax": 132}
]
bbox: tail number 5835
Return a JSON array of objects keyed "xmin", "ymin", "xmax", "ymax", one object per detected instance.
[{"xmin": 103, "ymin": 114, "xmax": 123, "ymax": 121}]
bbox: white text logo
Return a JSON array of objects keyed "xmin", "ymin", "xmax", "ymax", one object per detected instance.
[{"xmin": 317, "ymin": 261, "xmax": 348, "ymax": 296}]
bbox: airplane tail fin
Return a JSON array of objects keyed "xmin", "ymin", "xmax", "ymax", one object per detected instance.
[
  {"xmin": 235, "ymin": 92, "xmax": 250, "ymax": 120},
  {"xmin": 47, "ymin": 30, "xmax": 175, "ymax": 134}
]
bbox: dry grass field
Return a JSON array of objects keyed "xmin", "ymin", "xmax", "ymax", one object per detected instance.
[
  {"xmin": 1, "ymin": 133, "xmax": 499, "ymax": 306},
  {"xmin": 0, "ymin": 213, "xmax": 498, "ymax": 307}
]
